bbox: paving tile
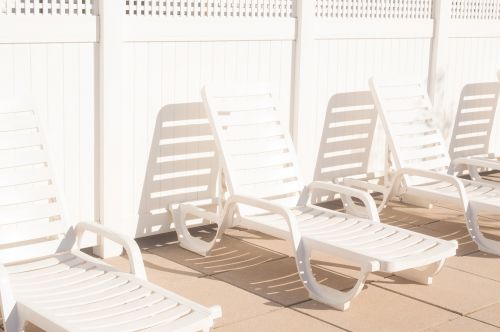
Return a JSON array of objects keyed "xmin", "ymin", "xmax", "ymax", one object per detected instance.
[
  {"xmin": 437, "ymin": 213, "xmax": 500, "ymax": 234},
  {"xmin": 420, "ymin": 216, "xmax": 500, "ymax": 256},
  {"xmin": 227, "ymin": 227, "xmax": 389, "ymax": 281},
  {"xmin": 481, "ymin": 170, "xmax": 500, "ymax": 183},
  {"xmin": 447, "ymin": 251, "xmax": 500, "ymax": 282},
  {"xmin": 378, "ymin": 206, "xmax": 437, "ymax": 228},
  {"xmin": 292, "ymin": 286, "xmax": 457, "ymax": 332},
  {"xmin": 310, "ymin": 253, "xmax": 390, "ymax": 281},
  {"xmin": 424, "ymin": 317, "xmax": 499, "ymax": 332},
  {"xmin": 159, "ymin": 276, "xmax": 282, "ymax": 328},
  {"xmin": 469, "ymin": 302, "xmax": 500, "ymax": 328},
  {"xmin": 416, "ymin": 222, "xmax": 479, "ymax": 256},
  {"xmin": 373, "ymin": 267, "xmax": 500, "ymax": 315},
  {"xmin": 0, "ymin": 323, "xmax": 44, "ymax": 332},
  {"xmin": 225, "ymin": 226, "xmax": 293, "ymax": 256},
  {"xmin": 477, "ymin": 216, "xmax": 500, "ymax": 236},
  {"xmin": 214, "ymin": 308, "xmax": 344, "ymax": 332},
  {"xmin": 135, "ymin": 231, "xmax": 179, "ymax": 250},
  {"xmin": 104, "ymin": 251, "xmax": 203, "ymax": 283},
  {"xmin": 149, "ymin": 234, "xmax": 286, "ymax": 275},
  {"xmin": 22, "ymin": 324, "xmax": 44, "ymax": 332},
  {"xmin": 136, "ymin": 224, "xmax": 223, "ymax": 251},
  {"xmin": 384, "ymin": 200, "xmax": 462, "ymax": 222},
  {"xmin": 214, "ymin": 257, "xmax": 361, "ymax": 307}
]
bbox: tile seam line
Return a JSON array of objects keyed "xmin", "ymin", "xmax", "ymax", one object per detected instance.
[
  {"xmin": 288, "ymin": 305, "xmax": 352, "ymax": 332},
  {"xmin": 466, "ymin": 314, "xmax": 500, "ymax": 329},
  {"xmin": 204, "ymin": 255, "xmax": 290, "ymax": 277},
  {"xmin": 445, "ymin": 264, "xmax": 500, "ymax": 284},
  {"xmin": 369, "ymin": 282, "xmax": 463, "ymax": 316}
]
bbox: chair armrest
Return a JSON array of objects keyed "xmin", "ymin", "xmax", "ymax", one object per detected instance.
[
  {"xmin": 452, "ymin": 157, "xmax": 500, "ymax": 170},
  {"xmin": 74, "ymin": 222, "xmax": 147, "ymax": 280},
  {"xmin": 223, "ymin": 194, "xmax": 301, "ymax": 242},
  {"xmin": 450, "ymin": 157, "xmax": 500, "ymax": 182},
  {"xmin": 305, "ymin": 181, "xmax": 380, "ymax": 222},
  {"xmin": 383, "ymin": 168, "xmax": 471, "ymax": 212},
  {"xmin": 177, "ymin": 204, "xmax": 219, "ymax": 223}
]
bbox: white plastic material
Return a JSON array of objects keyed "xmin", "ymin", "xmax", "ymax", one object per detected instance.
[
  {"xmin": 172, "ymin": 83, "xmax": 457, "ymax": 311},
  {"xmin": 370, "ymin": 77, "xmax": 500, "ymax": 255},
  {"xmin": 0, "ymin": 99, "xmax": 221, "ymax": 332},
  {"xmin": 448, "ymin": 80, "xmax": 500, "ymax": 180}
]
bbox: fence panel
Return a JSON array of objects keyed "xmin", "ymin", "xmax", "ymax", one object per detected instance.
[
  {"xmin": 0, "ymin": 4, "xmax": 98, "ymax": 227},
  {"xmin": 1, "ymin": 0, "xmax": 500, "ymax": 244},
  {"xmin": 120, "ymin": 39, "xmax": 294, "ymax": 237}
]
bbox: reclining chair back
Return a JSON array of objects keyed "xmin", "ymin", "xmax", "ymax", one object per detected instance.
[
  {"xmin": 0, "ymin": 99, "xmax": 72, "ymax": 264},
  {"xmin": 369, "ymin": 78, "xmax": 451, "ymax": 186},
  {"xmin": 202, "ymin": 84, "xmax": 304, "ymax": 216}
]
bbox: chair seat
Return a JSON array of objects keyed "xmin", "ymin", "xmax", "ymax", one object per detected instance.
[
  {"xmin": 241, "ymin": 205, "xmax": 457, "ymax": 272},
  {"xmin": 410, "ymin": 178, "xmax": 500, "ymax": 212},
  {"xmin": 7, "ymin": 252, "xmax": 216, "ymax": 332}
]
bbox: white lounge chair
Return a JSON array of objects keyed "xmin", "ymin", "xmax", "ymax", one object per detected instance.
[
  {"xmin": 448, "ymin": 80, "xmax": 500, "ymax": 179},
  {"xmin": 171, "ymin": 83, "xmax": 457, "ymax": 311},
  {"xmin": 0, "ymin": 99, "xmax": 221, "ymax": 332},
  {"xmin": 369, "ymin": 77, "xmax": 500, "ymax": 256}
]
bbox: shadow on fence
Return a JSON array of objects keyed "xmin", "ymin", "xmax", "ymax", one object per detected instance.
[
  {"xmin": 137, "ymin": 102, "xmax": 219, "ymax": 238},
  {"xmin": 312, "ymin": 90, "xmax": 379, "ymax": 203},
  {"xmin": 449, "ymin": 81, "xmax": 500, "ymax": 160}
]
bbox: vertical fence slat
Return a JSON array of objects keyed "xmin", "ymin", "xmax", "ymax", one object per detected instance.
[
  {"xmin": 34, "ymin": 0, "xmax": 40, "ymax": 14},
  {"xmin": 429, "ymin": 0, "xmax": 451, "ymax": 106},
  {"xmin": 293, "ymin": 0, "xmax": 316, "ymax": 182}
]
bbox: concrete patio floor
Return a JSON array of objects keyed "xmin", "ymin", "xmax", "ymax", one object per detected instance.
[{"xmin": 5, "ymin": 172, "xmax": 500, "ymax": 332}]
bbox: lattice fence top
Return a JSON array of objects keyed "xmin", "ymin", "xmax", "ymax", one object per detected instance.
[
  {"xmin": 451, "ymin": 0, "xmax": 500, "ymax": 20},
  {"xmin": 125, "ymin": 0, "xmax": 295, "ymax": 17},
  {"xmin": 0, "ymin": 0, "xmax": 97, "ymax": 15},
  {"xmin": 315, "ymin": 0, "xmax": 433, "ymax": 19}
]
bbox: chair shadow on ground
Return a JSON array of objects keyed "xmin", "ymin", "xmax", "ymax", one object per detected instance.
[
  {"xmin": 131, "ymin": 96, "xmax": 385, "ymax": 309},
  {"xmin": 449, "ymin": 81, "xmax": 500, "ymax": 161},
  {"xmin": 132, "ymin": 98, "xmax": 500, "ymax": 311}
]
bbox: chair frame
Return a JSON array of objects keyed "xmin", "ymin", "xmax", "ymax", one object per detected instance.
[
  {"xmin": 0, "ymin": 98, "xmax": 221, "ymax": 332},
  {"xmin": 171, "ymin": 83, "xmax": 457, "ymax": 311},
  {"xmin": 369, "ymin": 77, "xmax": 500, "ymax": 256}
]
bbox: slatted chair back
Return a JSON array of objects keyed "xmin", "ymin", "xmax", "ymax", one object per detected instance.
[
  {"xmin": 449, "ymin": 82, "xmax": 500, "ymax": 160},
  {"xmin": 202, "ymin": 84, "xmax": 304, "ymax": 216},
  {"xmin": 369, "ymin": 78, "xmax": 451, "ymax": 185},
  {"xmin": 0, "ymin": 99, "xmax": 72, "ymax": 264}
]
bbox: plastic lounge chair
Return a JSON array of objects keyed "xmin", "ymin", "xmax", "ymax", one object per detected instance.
[
  {"xmin": 171, "ymin": 83, "xmax": 457, "ymax": 311},
  {"xmin": 448, "ymin": 79, "xmax": 500, "ymax": 178},
  {"xmin": 0, "ymin": 99, "xmax": 221, "ymax": 332},
  {"xmin": 369, "ymin": 77, "xmax": 500, "ymax": 255}
]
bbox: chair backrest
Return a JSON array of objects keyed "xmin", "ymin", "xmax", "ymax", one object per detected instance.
[
  {"xmin": 202, "ymin": 83, "xmax": 304, "ymax": 215},
  {"xmin": 0, "ymin": 99, "xmax": 72, "ymax": 264},
  {"xmin": 449, "ymin": 82, "xmax": 500, "ymax": 160},
  {"xmin": 369, "ymin": 78, "xmax": 451, "ymax": 185}
]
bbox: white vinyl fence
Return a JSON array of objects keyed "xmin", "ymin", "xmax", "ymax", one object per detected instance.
[{"xmin": 1, "ymin": 0, "xmax": 499, "ymax": 256}]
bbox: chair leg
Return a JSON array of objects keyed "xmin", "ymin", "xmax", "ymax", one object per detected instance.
[
  {"xmin": 463, "ymin": 205, "xmax": 500, "ymax": 256},
  {"xmin": 293, "ymin": 241, "xmax": 379, "ymax": 311},
  {"xmin": 395, "ymin": 260, "xmax": 445, "ymax": 285},
  {"xmin": 477, "ymin": 238, "xmax": 500, "ymax": 256},
  {"xmin": 171, "ymin": 207, "xmax": 228, "ymax": 257}
]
